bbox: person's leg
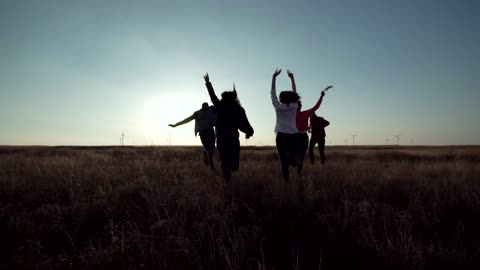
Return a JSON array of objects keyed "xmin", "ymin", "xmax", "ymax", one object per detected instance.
[
  {"xmin": 287, "ymin": 134, "xmax": 299, "ymax": 168},
  {"xmin": 319, "ymin": 137, "xmax": 326, "ymax": 165},
  {"xmin": 231, "ymin": 137, "xmax": 240, "ymax": 172},
  {"xmin": 199, "ymin": 133, "xmax": 210, "ymax": 166},
  {"xmin": 288, "ymin": 144, "xmax": 297, "ymax": 167},
  {"xmin": 217, "ymin": 136, "xmax": 231, "ymax": 182},
  {"xmin": 205, "ymin": 129, "xmax": 216, "ymax": 169},
  {"xmin": 200, "ymin": 129, "xmax": 216, "ymax": 169},
  {"xmin": 276, "ymin": 132, "xmax": 290, "ymax": 181},
  {"xmin": 297, "ymin": 133, "xmax": 308, "ymax": 174},
  {"xmin": 309, "ymin": 136, "xmax": 317, "ymax": 165}
]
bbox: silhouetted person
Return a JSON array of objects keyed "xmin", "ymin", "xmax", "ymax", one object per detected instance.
[
  {"xmin": 203, "ymin": 73, "xmax": 254, "ymax": 182},
  {"xmin": 271, "ymin": 68, "xmax": 300, "ymax": 181},
  {"xmin": 309, "ymin": 112, "xmax": 330, "ymax": 166},
  {"xmin": 169, "ymin": 102, "xmax": 217, "ymax": 169},
  {"xmin": 288, "ymin": 70, "xmax": 332, "ymax": 174}
]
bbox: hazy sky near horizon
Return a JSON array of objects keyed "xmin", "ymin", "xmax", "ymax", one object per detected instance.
[{"xmin": 1, "ymin": 0, "xmax": 479, "ymax": 146}]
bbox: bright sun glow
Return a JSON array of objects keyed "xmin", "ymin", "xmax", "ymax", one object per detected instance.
[{"xmin": 138, "ymin": 89, "xmax": 208, "ymax": 146}]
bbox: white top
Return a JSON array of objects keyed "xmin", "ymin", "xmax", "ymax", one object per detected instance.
[{"xmin": 271, "ymin": 87, "xmax": 299, "ymax": 134}]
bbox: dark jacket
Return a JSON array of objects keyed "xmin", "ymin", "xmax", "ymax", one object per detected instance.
[
  {"xmin": 310, "ymin": 115, "xmax": 330, "ymax": 138},
  {"xmin": 192, "ymin": 106, "xmax": 216, "ymax": 135},
  {"xmin": 173, "ymin": 106, "xmax": 216, "ymax": 136},
  {"xmin": 205, "ymin": 82, "xmax": 254, "ymax": 138}
]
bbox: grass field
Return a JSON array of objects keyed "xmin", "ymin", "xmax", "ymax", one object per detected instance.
[{"xmin": 0, "ymin": 145, "xmax": 479, "ymax": 270}]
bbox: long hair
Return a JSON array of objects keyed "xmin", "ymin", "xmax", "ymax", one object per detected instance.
[
  {"xmin": 220, "ymin": 83, "xmax": 241, "ymax": 107},
  {"xmin": 279, "ymin": 91, "xmax": 300, "ymax": 104},
  {"xmin": 221, "ymin": 91, "xmax": 239, "ymax": 104}
]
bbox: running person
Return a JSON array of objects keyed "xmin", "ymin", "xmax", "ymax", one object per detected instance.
[
  {"xmin": 271, "ymin": 68, "xmax": 300, "ymax": 181},
  {"xmin": 288, "ymin": 70, "xmax": 332, "ymax": 174},
  {"xmin": 204, "ymin": 73, "xmax": 254, "ymax": 182},
  {"xmin": 308, "ymin": 113, "xmax": 330, "ymax": 166},
  {"xmin": 169, "ymin": 102, "xmax": 217, "ymax": 169}
]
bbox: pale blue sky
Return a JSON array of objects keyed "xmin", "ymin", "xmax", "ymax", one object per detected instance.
[{"xmin": 0, "ymin": 0, "xmax": 478, "ymax": 146}]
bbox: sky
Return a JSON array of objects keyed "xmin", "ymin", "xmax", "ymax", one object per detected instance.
[{"xmin": 0, "ymin": 0, "xmax": 479, "ymax": 146}]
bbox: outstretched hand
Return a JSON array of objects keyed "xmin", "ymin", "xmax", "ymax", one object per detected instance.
[
  {"xmin": 203, "ymin": 73, "xmax": 210, "ymax": 83},
  {"xmin": 321, "ymin": 86, "xmax": 333, "ymax": 97},
  {"xmin": 273, "ymin": 68, "xmax": 282, "ymax": 77},
  {"xmin": 287, "ymin": 69, "xmax": 294, "ymax": 78}
]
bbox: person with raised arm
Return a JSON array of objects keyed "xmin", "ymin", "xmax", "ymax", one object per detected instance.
[
  {"xmin": 168, "ymin": 102, "xmax": 217, "ymax": 169},
  {"xmin": 271, "ymin": 68, "xmax": 300, "ymax": 181},
  {"xmin": 288, "ymin": 69, "xmax": 332, "ymax": 174},
  {"xmin": 203, "ymin": 73, "xmax": 254, "ymax": 182},
  {"xmin": 309, "ymin": 112, "xmax": 330, "ymax": 166}
]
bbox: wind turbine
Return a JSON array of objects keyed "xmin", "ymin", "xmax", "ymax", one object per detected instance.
[
  {"xmin": 392, "ymin": 134, "xmax": 400, "ymax": 145},
  {"xmin": 120, "ymin": 132, "xmax": 126, "ymax": 146},
  {"xmin": 351, "ymin": 134, "xmax": 358, "ymax": 145},
  {"xmin": 386, "ymin": 136, "xmax": 390, "ymax": 145}
]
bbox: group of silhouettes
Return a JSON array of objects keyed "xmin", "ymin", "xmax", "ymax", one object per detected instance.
[{"xmin": 169, "ymin": 69, "xmax": 330, "ymax": 182}]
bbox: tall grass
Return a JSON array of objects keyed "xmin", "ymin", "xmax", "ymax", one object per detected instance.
[{"xmin": 0, "ymin": 146, "xmax": 479, "ymax": 269}]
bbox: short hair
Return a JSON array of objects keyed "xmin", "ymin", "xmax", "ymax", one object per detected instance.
[{"xmin": 202, "ymin": 102, "xmax": 209, "ymax": 108}]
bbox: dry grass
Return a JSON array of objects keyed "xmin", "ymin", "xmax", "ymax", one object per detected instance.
[{"xmin": 0, "ymin": 145, "xmax": 479, "ymax": 270}]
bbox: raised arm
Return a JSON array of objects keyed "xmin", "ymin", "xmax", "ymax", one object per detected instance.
[
  {"xmin": 169, "ymin": 113, "xmax": 196, "ymax": 128},
  {"xmin": 204, "ymin": 73, "xmax": 220, "ymax": 106},
  {"xmin": 271, "ymin": 68, "xmax": 282, "ymax": 108},
  {"xmin": 304, "ymin": 86, "xmax": 332, "ymax": 114},
  {"xmin": 287, "ymin": 70, "xmax": 297, "ymax": 93}
]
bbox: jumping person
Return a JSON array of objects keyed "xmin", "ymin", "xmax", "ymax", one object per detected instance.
[
  {"xmin": 271, "ymin": 68, "xmax": 300, "ymax": 181},
  {"xmin": 288, "ymin": 70, "xmax": 332, "ymax": 174},
  {"xmin": 308, "ymin": 112, "xmax": 330, "ymax": 166},
  {"xmin": 203, "ymin": 73, "xmax": 254, "ymax": 182},
  {"xmin": 168, "ymin": 102, "xmax": 217, "ymax": 169}
]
